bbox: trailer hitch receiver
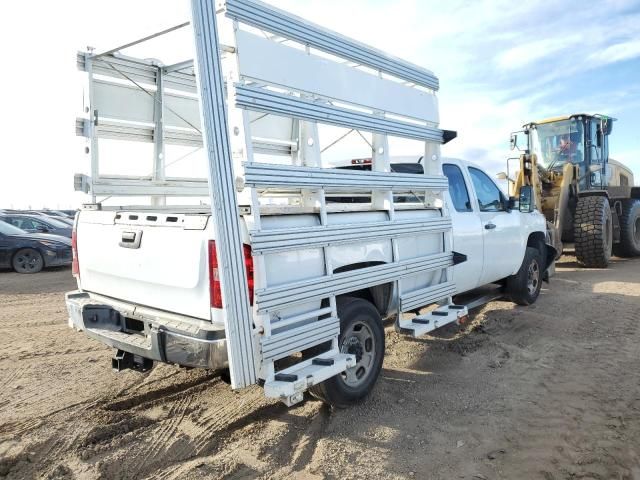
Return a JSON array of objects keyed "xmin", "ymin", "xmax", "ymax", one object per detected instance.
[{"xmin": 112, "ymin": 350, "xmax": 154, "ymax": 373}]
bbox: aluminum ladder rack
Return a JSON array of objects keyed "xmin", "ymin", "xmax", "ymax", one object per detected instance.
[
  {"xmin": 185, "ymin": 0, "xmax": 465, "ymax": 404},
  {"xmin": 188, "ymin": 0, "xmax": 463, "ymax": 406}
]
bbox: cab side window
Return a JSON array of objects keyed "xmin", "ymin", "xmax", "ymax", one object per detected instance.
[
  {"xmin": 468, "ymin": 167, "xmax": 505, "ymax": 212},
  {"xmin": 443, "ymin": 164, "xmax": 472, "ymax": 212}
]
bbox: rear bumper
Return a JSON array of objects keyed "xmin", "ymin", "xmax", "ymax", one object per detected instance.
[{"xmin": 66, "ymin": 291, "xmax": 228, "ymax": 371}]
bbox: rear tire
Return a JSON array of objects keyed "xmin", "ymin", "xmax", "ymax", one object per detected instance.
[
  {"xmin": 12, "ymin": 248, "xmax": 44, "ymax": 274},
  {"xmin": 506, "ymin": 247, "xmax": 543, "ymax": 306},
  {"xmin": 309, "ymin": 297, "xmax": 384, "ymax": 408},
  {"xmin": 613, "ymin": 199, "xmax": 640, "ymax": 257},
  {"xmin": 574, "ymin": 196, "xmax": 613, "ymax": 268}
]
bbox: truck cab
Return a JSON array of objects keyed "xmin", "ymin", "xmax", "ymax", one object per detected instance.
[{"xmin": 443, "ymin": 158, "xmax": 548, "ymax": 294}]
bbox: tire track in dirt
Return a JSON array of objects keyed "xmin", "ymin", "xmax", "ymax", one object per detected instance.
[
  {"xmin": 485, "ymin": 263, "xmax": 640, "ymax": 479},
  {"xmin": 2, "ymin": 260, "xmax": 640, "ymax": 479},
  {"xmin": 128, "ymin": 393, "xmax": 194, "ymax": 478}
]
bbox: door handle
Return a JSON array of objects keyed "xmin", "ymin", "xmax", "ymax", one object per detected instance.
[
  {"xmin": 484, "ymin": 222, "xmax": 497, "ymax": 230},
  {"xmin": 119, "ymin": 230, "xmax": 143, "ymax": 249}
]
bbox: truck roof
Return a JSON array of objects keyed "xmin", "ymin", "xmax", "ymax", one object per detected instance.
[{"xmin": 524, "ymin": 113, "xmax": 614, "ymax": 127}]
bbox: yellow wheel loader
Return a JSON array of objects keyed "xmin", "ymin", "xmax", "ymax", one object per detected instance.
[{"xmin": 506, "ymin": 114, "xmax": 640, "ymax": 267}]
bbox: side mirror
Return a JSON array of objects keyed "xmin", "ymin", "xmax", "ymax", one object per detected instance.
[
  {"xmin": 605, "ymin": 119, "xmax": 613, "ymax": 135},
  {"xmin": 510, "ymin": 133, "xmax": 517, "ymax": 151},
  {"xmin": 519, "ymin": 185, "xmax": 534, "ymax": 213},
  {"xmin": 36, "ymin": 225, "xmax": 48, "ymax": 233},
  {"xmin": 510, "ymin": 130, "xmax": 528, "ymax": 152}
]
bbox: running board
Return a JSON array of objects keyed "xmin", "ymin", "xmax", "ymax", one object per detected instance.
[
  {"xmin": 263, "ymin": 352, "xmax": 356, "ymax": 406},
  {"xmin": 398, "ymin": 304, "xmax": 469, "ymax": 338}
]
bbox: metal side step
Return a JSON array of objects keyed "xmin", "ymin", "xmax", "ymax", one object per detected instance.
[
  {"xmin": 263, "ymin": 352, "xmax": 355, "ymax": 406},
  {"xmin": 398, "ymin": 304, "xmax": 468, "ymax": 338}
]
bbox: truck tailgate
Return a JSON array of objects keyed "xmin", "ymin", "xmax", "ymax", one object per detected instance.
[{"xmin": 76, "ymin": 210, "xmax": 212, "ymax": 320}]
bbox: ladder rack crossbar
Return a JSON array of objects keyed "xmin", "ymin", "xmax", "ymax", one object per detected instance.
[
  {"xmin": 256, "ymin": 252, "xmax": 453, "ymax": 313},
  {"xmin": 260, "ymin": 316, "xmax": 339, "ymax": 363},
  {"xmin": 235, "ymin": 84, "xmax": 444, "ymax": 142},
  {"xmin": 399, "ymin": 282, "xmax": 457, "ymax": 312},
  {"xmin": 225, "ymin": 0, "xmax": 439, "ymax": 90},
  {"xmin": 250, "ymin": 218, "xmax": 451, "ymax": 254},
  {"xmin": 244, "ymin": 163, "xmax": 449, "ymax": 190}
]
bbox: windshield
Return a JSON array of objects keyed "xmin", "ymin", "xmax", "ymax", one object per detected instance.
[
  {"xmin": 530, "ymin": 119, "xmax": 584, "ymax": 170},
  {"xmin": 0, "ymin": 219, "xmax": 27, "ymax": 236}
]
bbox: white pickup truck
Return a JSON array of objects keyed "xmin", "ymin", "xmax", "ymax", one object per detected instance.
[
  {"xmin": 67, "ymin": 157, "xmax": 553, "ymax": 405},
  {"xmin": 67, "ymin": 0, "xmax": 554, "ymax": 407}
]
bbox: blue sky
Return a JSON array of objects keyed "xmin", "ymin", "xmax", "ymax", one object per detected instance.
[
  {"xmin": 271, "ymin": 0, "xmax": 640, "ymax": 179},
  {"xmin": 1, "ymin": 0, "xmax": 638, "ymax": 208}
]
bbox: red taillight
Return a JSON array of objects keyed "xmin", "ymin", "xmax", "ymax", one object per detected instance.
[
  {"xmin": 208, "ymin": 241, "xmax": 254, "ymax": 309},
  {"xmin": 243, "ymin": 244, "xmax": 254, "ymax": 305},
  {"xmin": 71, "ymin": 229, "xmax": 79, "ymax": 278},
  {"xmin": 208, "ymin": 240, "xmax": 223, "ymax": 309}
]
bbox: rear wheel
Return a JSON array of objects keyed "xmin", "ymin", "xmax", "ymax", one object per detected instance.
[
  {"xmin": 309, "ymin": 297, "xmax": 384, "ymax": 408},
  {"xmin": 12, "ymin": 248, "xmax": 44, "ymax": 274},
  {"xmin": 613, "ymin": 199, "xmax": 640, "ymax": 257},
  {"xmin": 506, "ymin": 247, "xmax": 543, "ymax": 306},
  {"xmin": 574, "ymin": 196, "xmax": 613, "ymax": 268}
]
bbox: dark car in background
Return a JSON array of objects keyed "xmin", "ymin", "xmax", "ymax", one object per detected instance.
[
  {"xmin": 38, "ymin": 210, "xmax": 76, "ymax": 226},
  {"xmin": 0, "ymin": 214, "xmax": 72, "ymax": 238},
  {"xmin": 0, "ymin": 221, "xmax": 72, "ymax": 273}
]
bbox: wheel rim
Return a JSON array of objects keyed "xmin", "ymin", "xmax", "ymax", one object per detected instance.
[
  {"xmin": 527, "ymin": 259, "xmax": 540, "ymax": 296},
  {"xmin": 340, "ymin": 321, "xmax": 376, "ymax": 387},
  {"xmin": 14, "ymin": 250, "xmax": 42, "ymax": 273}
]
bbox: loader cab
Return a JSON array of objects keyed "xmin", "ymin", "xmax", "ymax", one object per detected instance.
[{"xmin": 520, "ymin": 114, "xmax": 614, "ymax": 192}]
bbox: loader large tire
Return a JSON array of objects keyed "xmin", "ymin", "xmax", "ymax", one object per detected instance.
[
  {"xmin": 613, "ymin": 199, "xmax": 640, "ymax": 257},
  {"xmin": 574, "ymin": 196, "xmax": 613, "ymax": 268}
]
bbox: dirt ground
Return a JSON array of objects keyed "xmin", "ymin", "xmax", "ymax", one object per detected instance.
[{"xmin": 0, "ymin": 255, "xmax": 639, "ymax": 480}]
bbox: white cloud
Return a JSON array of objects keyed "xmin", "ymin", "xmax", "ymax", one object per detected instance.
[
  {"xmin": 495, "ymin": 36, "xmax": 581, "ymax": 71},
  {"xmin": 1, "ymin": 0, "xmax": 638, "ymax": 209},
  {"xmin": 588, "ymin": 39, "xmax": 640, "ymax": 65}
]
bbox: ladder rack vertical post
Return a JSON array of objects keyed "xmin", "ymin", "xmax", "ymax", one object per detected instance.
[
  {"xmin": 298, "ymin": 120, "xmax": 323, "ymax": 214},
  {"xmin": 85, "ymin": 55, "xmax": 99, "ymax": 204},
  {"xmin": 372, "ymin": 132, "xmax": 394, "ymax": 220},
  {"xmin": 151, "ymin": 66, "xmax": 166, "ymax": 207},
  {"xmin": 423, "ymin": 141, "xmax": 442, "ymax": 208},
  {"xmin": 190, "ymin": 0, "xmax": 257, "ymax": 388}
]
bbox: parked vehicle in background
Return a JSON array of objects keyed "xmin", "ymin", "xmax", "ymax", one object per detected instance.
[
  {"xmin": 0, "ymin": 214, "xmax": 72, "ymax": 238},
  {"xmin": 507, "ymin": 115, "xmax": 640, "ymax": 267},
  {"xmin": 58, "ymin": 210, "xmax": 78, "ymax": 218},
  {"xmin": 40, "ymin": 212, "xmax": 75, "ymax": 226},
  {"xmin": 40, "ymin": 210, "xmax": 76, "ymax": 223},
  {"xmin": 0, "ymin": 220, "xmax": 72, "ymax": 273}
]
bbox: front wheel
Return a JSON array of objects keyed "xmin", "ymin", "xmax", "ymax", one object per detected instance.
[
  {"xmin": 309, "ymin": 297, "xmax": 384, "ymax": 408},
  {"xmin": 506, "ymin": 247, "xmax": 543, "ymax": 306},
  {"xmin": 12, "ymin": 248, "xmax": 44, "ymax": 274}
]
